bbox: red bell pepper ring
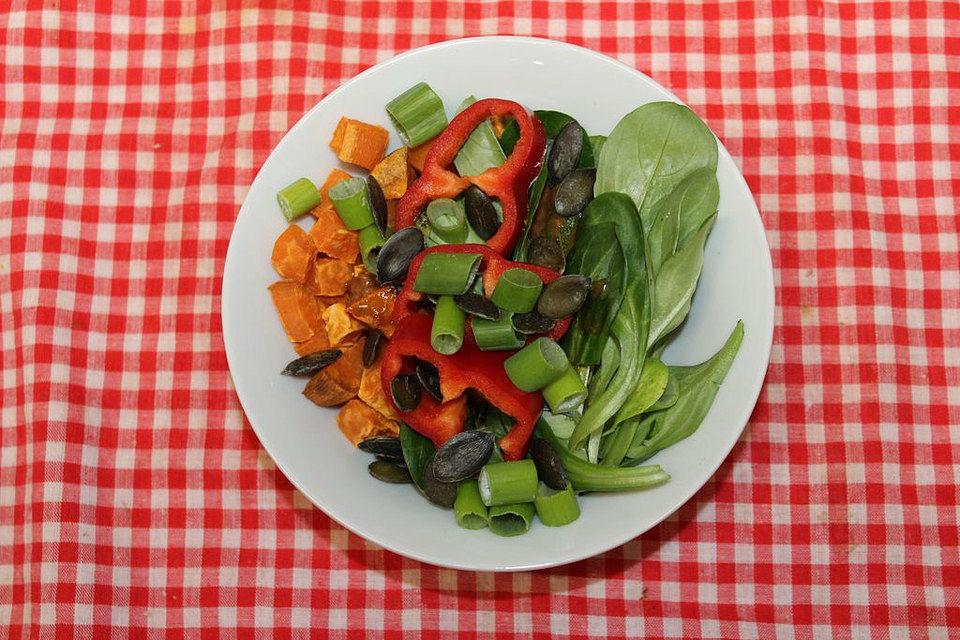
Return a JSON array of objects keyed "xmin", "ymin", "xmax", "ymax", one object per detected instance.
[
  {"xmin": 394, "ymin": 244, "xmax": 571, "ymax": 343},
  {"xmin": 396, "ymin": 98, "xmax": 547, "ymax": 255},
  {"xmin": 380, "ymin": 314, "xmax": 544, "ymax": 461}
]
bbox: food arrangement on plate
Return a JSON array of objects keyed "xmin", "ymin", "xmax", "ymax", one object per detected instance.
[{"xmin": 267, "ymin": 81, "xmax": 743, "ymax": 537}]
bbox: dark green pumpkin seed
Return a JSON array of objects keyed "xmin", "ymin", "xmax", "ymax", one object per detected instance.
[
  {"xmin": 554, "ymin": 168, "xmax": 596, "ymax": 217},
  {"xmin": 526, "ymin": 236, "xmax": 566, "ymax": 273},
  {"xmin": 431, "ymin": 431, "xmax": 495, "ymax": 483},
  {"xmin": 368, "ymin": 460, "xmax": 412, "ymax": 484},
  {"xmin": 537, "ymin": 274, "xmax": 591, "ymax": 319},
  {"xmin": 367, "ymin": 175, "xmax": 388, "ymax": 235},
  {"xmin": 422, "ymin": 454, "xmax": 458, "ymax": 508},
  {"xmin": 453, "ymin": 293, "xmax": 501, "ymax": 321},
  {"xmin": 512, "ymin": 311, "xmax": 556, "ymax": 335},
  {"xmin": 390, "ymin": 373, "xmax": 422, "ymax": 412},
  {"xmin": 415, "ymin": 361, "xmax": 443, "ymax": 403},
  {"xmin": 528, "ymin": 437, "xmax": 567, "ymax": 490},
  {"xmin": 464, "ymin": 186, "xmax": 500, "ymax": 241},
  {"xmin": 359, "ymin": 436, "xmax": 403, "ymax": 460},
  {"xmin": 548, "ymin": 120, "xmax": 583, "ymax": 185},
  {"xmin": 375, "ymin": 453, "xmax": 407, "ymax": 465},
  {"xmin": 363, "ymin": 329, "xmax": 385, "ymax": 367},
  {"xmin": 281, "ymin": 349, "xmax": 342, "ymax": 376},
  {"xmin": 377, "ymin": 227, "xmax": 424, "ymax": 283}
]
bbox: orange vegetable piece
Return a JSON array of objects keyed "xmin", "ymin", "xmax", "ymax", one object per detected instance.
[
  {"xmin": 303, "ymin": 370, "xmax": 354, "ymax": 407},
  {"xmin": 330, "ymin": 118, "xmax": 389, "ymax": 170},
  {"xmin": 407, "ymin": 136, "xmax": 436, "ymax": 173},
  {"xmin": 337, "ymin": 399, "xmax": 399, "ymax": 446},
  {"xmin": 490, "ymin": 114, "xmax": 510, "ymax": 137},
  {"xmin": 370, "ymin": 147, "xmax": 410, "ymax": 199},
  {"xmin": 322, "ymin": 302, "xmax": 366, "ymax": 346},
  {"xmin": 269, "ymin": 281, "xmax": 322, "ymax": 342},
  {"xmin": 309, "ymin": 208, "xmax": 360, "ymax": 263},
  {"xmin": 310, "ymin": 258, "xmax": 352, "ymax": 297},
  {"xmin": 347, "ymin": 286, "xmax": 397, "ymax": 337},
  {"xmin": 344, "ymin": 265, "xmax": 379, "ymax": 304},
  {"xmin": 325, "ymin": 339, "xmax": 365, "ymax": 392},
  {"xmin": 271, "ymin": 225, "xmax": 316, "ymax": 283},
  {"xmin": 358, "ymin": 360, "xmax": 399, "ymax": 421},
  {"xmin": 386, "ymin": 199, "xmax": 398, "ymax": 231},
  {"xmin": 329, "ymin": 117, "xmax": 348, "ymax": 152},
  {"xmin": 294, "ymin": 324, "xmax": 330, "ymax": 356},
  {"xmin": 311, "ymin": 168, "xmax": 353, "ymax": 218}
]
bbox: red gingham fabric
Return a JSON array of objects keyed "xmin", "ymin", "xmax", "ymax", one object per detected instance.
[{"xmin": 2, "ymin": 2, "xmax": 959, "ymax": 637}]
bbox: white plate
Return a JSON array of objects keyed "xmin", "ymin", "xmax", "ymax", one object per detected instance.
[{"xmin": 222, "ymin": 36, "xmax": 774, "ymax": 571}]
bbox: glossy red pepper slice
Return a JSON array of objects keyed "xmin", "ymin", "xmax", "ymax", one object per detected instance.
[
  {"xmin": 380, "ymin": 314, "xmax": 543, "ymax": 461},
  {"xmin": 394, "ymin": 244, "xmax": 571, "ymax": 343},
  {"xmin": 396, "ymin": 98, "xmax": 547, "ymax": 255}
]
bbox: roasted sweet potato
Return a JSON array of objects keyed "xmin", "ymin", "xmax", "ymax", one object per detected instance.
[
  {"xmin": 358, "ymin": 360, "xmax": 399, "ymax": 420},
  {"xmin": 269, "ymin": 281, "xmax": 322, "ymax": 342},
  {"xmin": 337, "ymin": 399, "xmax": 400, "ymax": 446},
  {"xmin": 407, "ymin": 136, "xmax": 436, "ymax": 173},
  {"xmin": 310, "ymin": 258, "xmax": 352, "ymax": 297},
  {"xmin": 370, "ymin": 147, "xmax": 410, "ymax": 199},
  {"xmin": 309, "ymin": 207, "xmax": 360, "ymax": 263},
  {"xmin": 294, "ymin": 326, "xmax": 330, "ymax": 356},
  {"xmin": 347, "ymin": 286, "xmax": 396, "ymax": 337},
  {"xmin": 301, "ymin": 339, "xmax": 365, "ymax": 407},
  {"xmin": 322, "ymin": 302, "xmax": 367, "ymax": 346},
  {"xmin": 271, "ymin": 225, "xmax": 316, "ymax": 283},
  {"xmin": 329, "ymin": 117, "xmax": 389, "ymax": 170},
  {"xmin": 344, "ymin": 265, "xmax": 379, "ymax": 304}
]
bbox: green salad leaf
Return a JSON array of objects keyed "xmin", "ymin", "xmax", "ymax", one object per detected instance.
[
  {"xmin": 646, "ymin": 167, "xmax": 719, "ymax": 275},
  {"xmin": 595, "ymin": 102, "xmax": 717, "ymax": 230},
  {"xmin": 627, "ymin": 321, "xmax": 744, "ymax": 461},
  {"xmin": 453, "ymin": 96, "xmax": 507, "ymax": 177},
  {"xmin": 400, "ymin": 422, "xmax": 434, "ymax": 492}
]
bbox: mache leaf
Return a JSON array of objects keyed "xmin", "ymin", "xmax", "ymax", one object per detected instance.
[
  {"xmin": 627, "ymin": 321, "xmax": 744, "ymax": 461},
  {"xmin": 647, "ymin": 211, "xmax": 717, "ymax": 349},
  {"xmin": 399, "ymin": 422, "xmax": 434, "ymax": 492},
  {"xmin": 647, "ymin": 168, "xmax": 719, "ymax": 274},
  {"xmin": 595, "ymin": 102, "xmax": 718, "ymax": 231}
]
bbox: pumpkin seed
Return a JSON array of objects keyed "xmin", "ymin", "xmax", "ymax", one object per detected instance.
[
  {"xmin": 280, "ymin": 349, "xmax": 342, "ymax": 376},
  {"xmin": 366, "ymin": 175, "xmax": 388, "ymax": 235},
  {"xmin": 526, "ymin": 236, "xmax": 566, "ymax": 273},
  {"xmin": 376, "ymin": 227, "xmax": 424, "ymax": 283},
  {"xmin": 415, "ymin": 361, "xmax": 443, "ymax": 403},
  {"xmin": 422, "ymin": 453, "xmax": 458, "ymax": 508},
  {"xmin": 362, "ymin": 329, "xmax": 385, "ymax": 368},
  {"xmin": 368, "ymin": 460, "xmax": 412, "ymax": 484},
  {"xmin": 375, "ymin": 453, "xmax": 407, "ymax": 465},
  {"xmin": 390, "ymin": 373, "xmax": 422, "ymax": 412},
  {"xmin": 511, "ymin": 311, "xmax": 556, "ymax": 335},
  {"xmin": 453, "ymin": 293, "xmax": 500, "ymax": 321},
  {"xmin": 359, "ymin": 436, "xmax": 403, "ymax": 461},
  {"xmin": 536, "ymin": 274, "xmax": 591, "ymax": 319},
  {"xmin": 554, "ymin": 168, "xmax": 596, "ymax": 217},
  {"xmin": 464, "ymin": 186, "xmax": 500, "ymax": 240},
  {"xmin": 528, "ymin": 437, "xmax": 567, "ymax": 490},
  {"xmin": 431, "ymin": 431, "xmax": 495, "ymax": 483},
  {"xmin": 547, "ymin": 120, "xmax": 583, "ymax": 185}
]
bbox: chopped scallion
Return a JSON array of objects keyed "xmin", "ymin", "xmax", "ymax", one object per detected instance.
[
  {"xmin": 328, "ymin": 177, "xmax": 375, "ymax": 230},
  {"xmin": 385, "ymin": 82, "xmax": 448, "ymax": 147},
  {"xmin": 277, "ymin": 178, "xmax": 321, "ymax": 221},
  {"xmin": 503, "ymin": 338, "xmax": 568, "ymax": 392},
  {"xmin": 413, "ymin": 252, "xmax": 482, "ymax": 295}
]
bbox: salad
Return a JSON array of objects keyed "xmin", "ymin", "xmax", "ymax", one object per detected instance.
[{"xmin": 268, "ymin": 82, "xmax": 743, "ymax": 536}]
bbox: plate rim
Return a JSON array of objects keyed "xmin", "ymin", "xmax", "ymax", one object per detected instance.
[{"xmin": 221, "ymin": 35, "xmax": 776, "ymax": 571}]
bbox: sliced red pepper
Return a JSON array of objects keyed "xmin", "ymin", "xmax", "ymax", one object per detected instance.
[
  {"xmin": 394, "ymin": 244, "xmax": 571, "ymax": 343},
  {"xmin": 380, "ymin": 314, "xmax": 543, "ymax": 461},
  {"xmin": 396, "ymin": 98, "xmax": 546, "ymax": 255}
]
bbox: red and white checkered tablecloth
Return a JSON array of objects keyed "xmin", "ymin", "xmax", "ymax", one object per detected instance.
[{"xmin": 2, "ymin": 1, "xmax": 958, "ymax": 637}]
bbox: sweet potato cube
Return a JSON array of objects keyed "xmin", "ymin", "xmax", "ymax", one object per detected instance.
[
  {"xmin": 370, "ymin": 147, "xmax": 410, "ymax": 199},
  {"xmin": 322, "ymin": 302, "xmax": 366, "ymax": 346},
  {"xmin": 337, "ymin": 399, "xmax": 400, "ymax": 446},
  {"xmin": 346, "ymin": 286, "xmax": 397, "ymax": 337},
  {"xmin": 269, "ymin": 281, "xmax": 321, "ymax": 342},
  {"xmin": 310, "ymin": 258, "xmax": 352, "ymax": 297},
  {"xmin": 407, "ymin": 136, "xmax": 436, "ymax": 173},
  {"xmin": 294, "ymin": 326, "xmax": 330, "ymax": 357},
  {"xmin": 331, "ymin": 118, "xmax": 389, "ymax": 170},
  {"xmin": 309, "ymin": 208, "xmax": 360, "ymax": 263},
  {"xmin": 271, "ymin": 225, "xmax": 316, "ymax": 283},
  {"xmin": 358, "ymin": 360, "xmax": 399, "ymax": 420}
]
